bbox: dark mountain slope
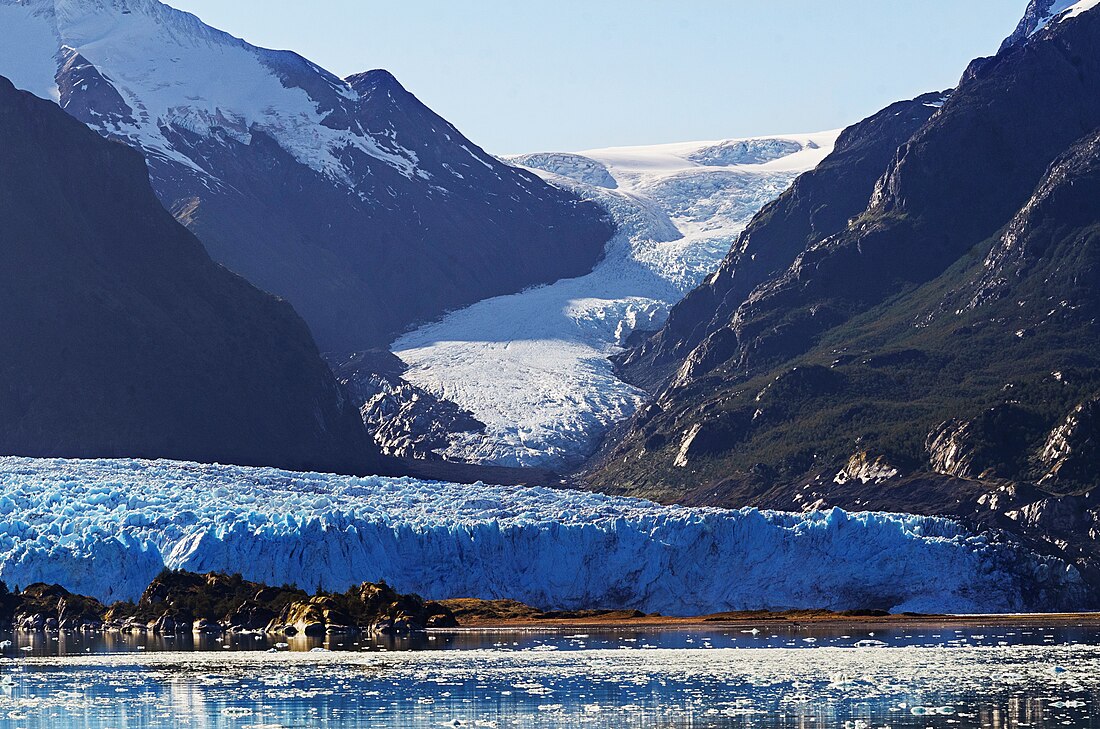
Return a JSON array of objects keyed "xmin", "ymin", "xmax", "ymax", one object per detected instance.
[
  {"xmin": 587, "ymin": 3, "xmax": 1100, "ymax": 589},
  {"xmin": 158, "ymin": 70, "xmax": 612, "ymax": 351},
  {"xmin": 0, "ymin": 0, "xmax": 612, "ymax": 353},
  {"xmin": 615, "ymin": 92, "xmax": 947, "ymax": 391},
  {"xmin": 617, "ymin": 7, "xmax": 1100, "ymax": 401},
  {"xmin": 0, "ymin": 75, "xmax": 375, "ymax": 473},
  {"xmin": 589, "ymin": 126, "xmax": 1100, "ymax": 586}
]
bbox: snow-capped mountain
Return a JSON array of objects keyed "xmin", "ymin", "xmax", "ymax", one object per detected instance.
[
  {"xmin": 0, "ymin": 457, "xmax": 1084, "ymax": 614},
  {"xmin": 1001, "ymin": 0, "xmax": 1100, "ymax": 49},
  {"xmin": 0, "ymin": 0, "xmax": 611, "ymax": 351},
  {"xmin": 387, "ymin": 133, "xmax": 837, "ymax": 469}
]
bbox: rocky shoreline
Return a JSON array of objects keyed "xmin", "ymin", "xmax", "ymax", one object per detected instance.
[
  {"xmin": 1, "ymin": 571, "xmax": 457, "ymax": 638},
  {"xmin": 9, "ymin": 570, "xmax": 1100, "ymax": 640}
]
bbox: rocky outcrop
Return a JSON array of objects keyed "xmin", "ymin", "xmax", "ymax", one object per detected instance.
[
  {"xmin": 120, "ymin": 571, "xmax": 306, "ymax": 634},
  {"xmin": 271, "ymin": 597, "xmax": 355, "ymax": 637},
  {"xmin": 1040, "ymin": 397, "xmax": 1100, "ymax": 490},
  {"xmin": 13, "ymin": 584, "xmax": 105, "ymax": 632},
  {"xmin": 926, "ymin": 405, "xmax": 1039, "ymax": 480},
  {"xmin": 834, "ymin": 452, "xmax": 900, "ymax": 486},
  {"xmin": 0, "ymin": 75, "xmax": 376, "ymax": 474},
  {"xmin": 5, "ymin": 571, "xmax": 456, "ymax": 635},
  {"xmin": 927, "ymin": 421, "xmax": 984, "ymax": 479},
  {"xmin": 330, "ymin": 351, "xmax": 485, "ymax": 460},
  {"xmin": 267, "ymin": 583, "xmax": 456, "ymax": 636}
]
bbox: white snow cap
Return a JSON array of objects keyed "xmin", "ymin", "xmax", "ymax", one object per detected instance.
[
  {"xmin": 1031, "ymin": 0, "xmax": 1100, "ymax": 37},
  {"xmin": 0, "ymin": 0, "xmax": 420, "ymax": 181}
]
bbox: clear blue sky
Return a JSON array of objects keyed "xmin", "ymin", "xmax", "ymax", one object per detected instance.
[{"xmin": 169, "ymin": 0, "xmax": 1026, "ymax": 153}]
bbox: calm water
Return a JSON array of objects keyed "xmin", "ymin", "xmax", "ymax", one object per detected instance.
[{"xmin": 0, "ymin": 624, "xmax": 1095, "ymax": 728}]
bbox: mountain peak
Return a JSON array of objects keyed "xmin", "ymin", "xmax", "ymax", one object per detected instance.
[
  {"xmin": 350, "ymin": 68, "xmax": 404, "ymax": 89},
  {"xmin": 346, "ymin": 68, "xmax": 413, "ymax": 103},
  {"xmin": 0, "ymin": 0, "xmax": 615, "ymax": 359},
  {"xmin": 1001, "ymin": 0, "xmax": 1100, "ymax": 51},
  {"xmin": 0, "ymin": 0, "xmax": 428, "ymax": 180}
]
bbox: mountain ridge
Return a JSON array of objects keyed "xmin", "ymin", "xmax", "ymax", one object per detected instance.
[
  {"xmin": 0, "ymin": 0, "xmax": 613, "ymax": 351},
  {"xmin": 586, "ymin": 1, "xmax": 1100, "ymax": 591},
  {"xmin": 0, "ymin": 73, "xmax": 376, "ymax": 473}
]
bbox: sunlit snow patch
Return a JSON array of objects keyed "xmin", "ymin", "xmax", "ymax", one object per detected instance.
[
  {"xmin": 0, "ymin": 0, "xmax": 420, "ymax": 182},
  {"xmin": 1030, "ymin": 0, "xmax": 1100, "ymax": 37}
]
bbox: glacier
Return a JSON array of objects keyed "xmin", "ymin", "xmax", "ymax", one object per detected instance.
[
  {"xmin": 393, "ymin": 133, "xmax": 838, "ymax": 469},
  {"xmin": 0, "ymin": 457, "xmax": 1083, "ymax": 614}
]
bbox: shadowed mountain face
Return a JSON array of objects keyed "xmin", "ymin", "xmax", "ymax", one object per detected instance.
[
  {"xmin": 590, "ymin": 4, "xmax": 1100, "ymax": 559},
  {"xmin": 0, "ymin": 0, "xmax": 613, "ymax": 353},
  {"xmin": 613, "ymin": 92, "xmax": 948, "ymax": 392},
  {"xmin": 154, "ymin": 69, "xmax": 613, "ymax": 352},
  {"xmin": 0, "ymin": 75, "xmax": 375, "ymax": 473}
]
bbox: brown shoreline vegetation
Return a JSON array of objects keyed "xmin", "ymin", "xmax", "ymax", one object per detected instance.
[
  {"xmin": 0, "ymin": 571, "xmax": 1098, "ymax": 637},
  {"xmin": 440, "ymin": 599, "xmax": 1100, "ymax": 629}
]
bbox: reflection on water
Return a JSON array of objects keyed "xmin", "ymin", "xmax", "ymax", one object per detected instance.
[
  {"xmin": 0, "ymin": 626, "xmax": 1095, "ymax": 728},
  {"xmin": 4, "ymin": 622, "xmax": 1099, "ymax": 656}
]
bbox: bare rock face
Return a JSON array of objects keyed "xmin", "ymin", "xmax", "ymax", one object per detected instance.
[
  {"xmin": 926, "ymin": 421, "xmax": 977, "ymax": 479},
  {"xmin": 926, "ymin": 405, "xmax": 1038, "ymax": 480},
  {"xmin": 13, "ymin": 584, "xmax": 104, "ymax": 632},
  {"xmin": 671, "ymin": 412, "xmax": 753, "ymax": 469},
  {"xmin": 270, "ymin": 597, "xmax": 352, "ymax": 637},
  {"xmin": 225, "ymin": 601, "xmax": 279, "ymax": 632},
  {"xmin": 834, "ymin": 452, "xmax": 900, "ymax": 486},
  {"xmin": 330, "ymin": 351, "xmax": 485, "ymax": 460},
  {"xmin": 128, "ymin": 571, "xmax": 306, "ymax": 634},
  {"xmin": 1040, "ymin": 397, "xmax": 1100, "ymax": 489},
  {"xmin": 266, "ymin": 582, "xmax": 457, "ymax": 636},
  {"xmin": 1000, "ymin": 0, "xmax": 1070, "ymax": 51}
]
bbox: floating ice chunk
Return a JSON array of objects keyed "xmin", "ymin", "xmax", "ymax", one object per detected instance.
[{"xmin": 854, "ymin": 640, "xmax": 889, "ymax": 649}]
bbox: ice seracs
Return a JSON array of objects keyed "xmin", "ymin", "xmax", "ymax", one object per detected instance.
[
  {"xmin": 0, "ymin": 457, "xmax": 1083, "ymax": 614},
  {"xmin": 393, "ymin": 132, "xmax": 838, "ymax": 468}
]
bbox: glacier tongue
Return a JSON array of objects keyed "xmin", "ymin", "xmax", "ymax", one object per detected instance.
[
  {"xmin": 393, "ymin": 133, "xmax": 839, "ymax": 469},
  {"xmin": 0, "ymin": 457, "xmax": 1083, "ymax": 614}
]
